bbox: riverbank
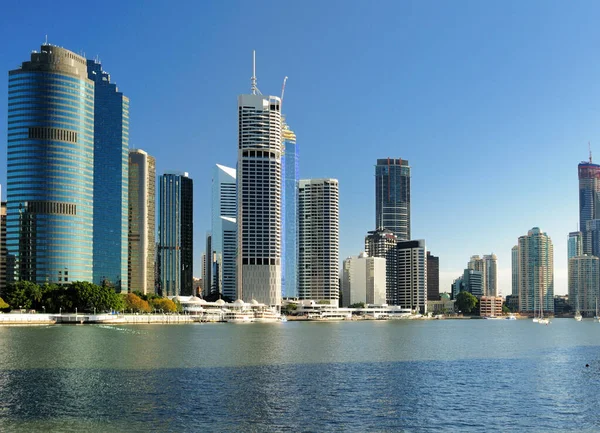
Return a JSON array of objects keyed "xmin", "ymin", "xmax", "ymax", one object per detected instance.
[{"xmin": 0, "ymin": 313, "xmax": 197, "ymax": 325}]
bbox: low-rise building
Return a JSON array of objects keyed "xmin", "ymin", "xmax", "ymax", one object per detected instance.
[
  {"xmin": 480, "ymin": 296, "xmax": 503, "ymax": 317},
  {"xmin": 427, "ymin": 298, "xmax": 456, "ymax": 314}
]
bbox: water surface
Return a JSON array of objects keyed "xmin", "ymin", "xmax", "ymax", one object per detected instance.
[{"xmin": 0, "ymin": 319, "xmax": 598, "ymax": 432}]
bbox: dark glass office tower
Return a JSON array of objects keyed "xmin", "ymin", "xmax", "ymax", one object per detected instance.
[
  {"xmin": 427, "ymin": 252, "xmax": 439, "ymax": 301},
  {"xmin": 7, "ymin": 45, "xmax": 94, "ymax": 284},
  {"xmin": 158, "ymin": 172, "xmax": 193, "ymax": 296},
  {"xmin": 87, "ymin": 59, "xmax": 129, "ymax": 292},
  {"xmin": 578, "ymin": 159, "xmax": 600, "ymax": 254},
  {"xmin": 375, "ymin": 158, "xmax": 410, "ymax": 240}
]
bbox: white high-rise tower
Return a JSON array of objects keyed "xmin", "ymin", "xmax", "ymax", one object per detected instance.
[
  {"xmin": 298, "ymin": 179, "xmax": 340, "ymax": 303},
  {"xmin": 237, "ymin": 51, "xmax": 282, "ymax": 306}
]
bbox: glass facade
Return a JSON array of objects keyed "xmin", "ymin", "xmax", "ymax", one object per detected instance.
[
  {"xmin": 578, "ymin": 161, "xmax": 600, "ymax": 254},
  {"xmin": 281, "ymin": 121, "xmax": 298, "ymax": 299},
  {"xmin": 158, "ymin": 173, "xmax": 193, "ymax": 296},
  {"xmin": 375, "ymin": 158, "xmax": 410, "ymax": 240},
  {"xmin": 211, "ymin": 164, "xmax": 237, "ymax": 299},
  {"xmin": 87, "ymin": 60, "xmax": 129, "ymax": 292},
  {"xmin": 7, "ymin": 45, "xmax": 94, "ymax": 284}
]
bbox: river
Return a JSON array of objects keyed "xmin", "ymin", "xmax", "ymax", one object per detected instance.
[{"xmin": 0, "ymin": 319, "xmax": 598, "ymax": 432}]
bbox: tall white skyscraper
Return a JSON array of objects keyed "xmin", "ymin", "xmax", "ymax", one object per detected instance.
[
  {"xmin": 483, "ymin": 254, "xmax": 497, "ymax": 296},
  {"xmin": 517, "ymin": 227, "xmax": 554, "ymax": 314},
  {"xmin": 511, "ymin": 245, "xmax": 519, "ymax": 296},
  {"xmin": 211, "ymin": 164, "xmax": 237, "ymax": 300},
  {"xmin": 128, "ymin": 149, "xmax": 156, "ymax": 295},
  {"xmin": 298, "ymin": 179, "xmax": 340, "ymax": 303},
  {"xmin": 237, "ymin": 52, "xmax": 282, "ymax": 306}
]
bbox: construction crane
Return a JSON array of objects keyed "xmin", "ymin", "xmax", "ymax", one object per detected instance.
[{"xmin": 280, "ymin": 76, "xmax": 288, "ymax": 110}]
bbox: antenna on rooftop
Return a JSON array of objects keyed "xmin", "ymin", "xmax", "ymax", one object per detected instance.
[
  {"xmin": 589, "ymin": 141, "xmax": 593, "ymax": 163},
  {"xmin": 44, "ymin": 34, "xmax": 48, "ymax": 45},
  {"xmin": 250, "ymin": 50, "xmax": 261, "ymax": 95}
]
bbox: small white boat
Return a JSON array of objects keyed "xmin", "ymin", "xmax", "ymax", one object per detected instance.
[
  {"xmin": 538, "ymin": 318, "xmax": 550, "ymax": 325},
  {"xmin": 575, "ymin": 311, "xmax": 583, "ymax": 322},
  {"xmin": 506, "ymin": 315, "xmax": 517, "ymax": 320}
]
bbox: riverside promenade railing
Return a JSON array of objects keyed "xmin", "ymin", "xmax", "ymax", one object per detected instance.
[{"xmin": 0, "ymin": 313, "xmax": 199, "ymax": 325}]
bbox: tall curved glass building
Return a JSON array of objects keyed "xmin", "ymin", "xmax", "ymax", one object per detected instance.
[{"xmin": 7, "ymin": 45, "xmax": 94, "ymax": 284}]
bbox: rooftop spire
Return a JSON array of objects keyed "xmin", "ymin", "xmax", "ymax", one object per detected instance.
[
  {"xmin": 590, "ymin": 141, "xmax": 593, "ymax": 163},
  {"xmin": 250, "ymin": 50, "xmax": 260, "ymax": 95}
]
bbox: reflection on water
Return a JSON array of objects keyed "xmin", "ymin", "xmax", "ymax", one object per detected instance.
[{"xmin": 0, "ymin": 320, "xmax": 599, "ymax": 432}]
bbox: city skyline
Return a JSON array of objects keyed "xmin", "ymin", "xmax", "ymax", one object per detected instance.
[{"xmin": 4, "ymin": 2, "xmax": 600, "ymax": 295}]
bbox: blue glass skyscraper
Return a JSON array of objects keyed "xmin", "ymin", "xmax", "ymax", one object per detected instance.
[
  {"xmin": 281, "ymin": 120, "xmax": 298, "ymax": 298},
  {"xmin": 375, "ymin": 158, "xmax": 411, "ymax": 240},
  {"xmin": 7, "ymin": 45, "xmax": 94, "ymax": 284},
  {"xmin": 87, "ymin": 59, "xmax": 129, "ymax": 292},
  {"xmin": 159, "ymin": 172, "xmax": 193, "ymax": 296}
]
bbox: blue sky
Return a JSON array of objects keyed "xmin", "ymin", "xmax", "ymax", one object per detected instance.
[{"xmin": 2, "ymin": 0, "xmax": 599, "ymax": 295}]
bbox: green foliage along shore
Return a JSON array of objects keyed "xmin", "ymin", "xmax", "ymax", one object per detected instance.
[{"xmin": 2, "ymin": 281, "xmax": 126, "ymax": 313}]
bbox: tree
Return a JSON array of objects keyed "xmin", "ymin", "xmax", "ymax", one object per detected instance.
[
  {"xmin": 502, "ymin": 304, "xmax": 510, "ymax": 314},
  {"xmin": 282, "ymin": 303, "xmax": 298, "ymax": 315},
  {"xmin": 0, "ymin": 297, "xmax": 9, "ymax": 310},
  {"xmin": 150, "ymin": 298, "xmax": 178, "ymax": 313},
  {"xmin": 349, "ymin": 302, "xmax": 366, "ymax": 308},
  {"xmin": 455, "ymin": 291, "xmax": 478, "ymax": 314},
  {"xmin": 4, "ymin": 281, "xmax": 38, "ymax": 310},
  {"xmin": 132, "ymin": 290, "xmax": 148, "ymax": 301},
  {"xmin": 125, "ymin": 293, "xmax": 151, "ymax": 313}
]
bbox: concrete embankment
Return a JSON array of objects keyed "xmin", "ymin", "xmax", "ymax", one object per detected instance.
[{"xmin": 0, "ymin": 313, "xmax": 198, "ymax": 325}]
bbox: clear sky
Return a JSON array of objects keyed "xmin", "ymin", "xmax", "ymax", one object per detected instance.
[{"xmin": 2, "ymin": 0, "xmax": 599, "ymax": 295}]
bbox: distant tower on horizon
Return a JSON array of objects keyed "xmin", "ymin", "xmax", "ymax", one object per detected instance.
[
  {"xmin": 281, "ymin": 119, "xmax": 299, "ymax": 299},
  {"xmin": 568, "ymin": 254, "xmax": 599, "ymax": 317},
  {"xmin": 211, "ymin": 164, "xmax": 237, "ymax": 300},
  {"xmin": 298, "ymin": 179, "xmax": 339, "ymax": 303},
  {"xmin": 158, "ymin": 172, "xmax": 193, "ymax": 297},
  {"xmin": 578, "ymin": 152, "xmax": 600, "ymax": 254},
  {"xmin": 467, "ymin": 254, "xmax": 497, "ymax": 297},
  {"xmin": 568, "ymin": 231, "xmax": 583, "ymax": 260},
  {"xmin": 389, "ymin": 240, "xmax": 427, "ymax": 313},
  {"xmin": 511, "ymin": 245, "xmax": 519, "ymax": 296},
  {"xmin": 128, "ymin": 149, "xmax": 156, "ymax": 295},
  {"xmin": 7, "ymin": 44, "xmax": 94, "ymax": 284},
  {"xmin": 483, "ymin": 254, "xmax": 497, "ymax": 297},
  {"xmin": 365, "ymin": 227, "xmax": 398, "ymax": 304},
  {"xmin": 87, "ymin": 58, "xmax": 129, "ymax": 293},
  {"xmin": 375, "ymin": 158, "xmax": 411, "ymax": 240},
  {"xmin": 517, "ymin": 227, "xmax": 554, "ymax": 314},
  {"xmin": 237, "ymin": 51, "xmax": 283, "ymax": 306},
  {"xmin": 342, "ymin": 252, "xmax": 386, "ymax": 307},
  {"xmin": 427, "ymin": 252, "xmax": 439, "ymax": 301}
]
